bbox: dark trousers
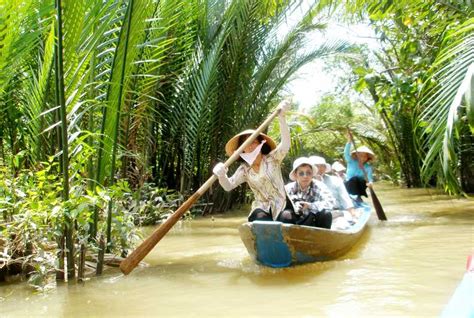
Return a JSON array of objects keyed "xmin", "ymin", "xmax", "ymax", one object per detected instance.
[
  {"xmin": 296, "ymin": 210, "xmax": 332, "ymax": 229},
  {"xmin": 248, "ymin": 196, "xmax": 294, "ymax": 222},
  {"xmin": 248, "ymin": 208, "xmax": 273, "ymax": 222},
  {"xmin": 345, "ymin": 176, "xmax": 368, "ymax": 197},
  {"xmin": 278, "ymin": 196, "xmax": 332, "ymax": 229},
  {"xmin": 248, "ymin": 198, "xmax": 332, "ymax": 229}
]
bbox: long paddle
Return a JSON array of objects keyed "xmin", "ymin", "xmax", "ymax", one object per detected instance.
[
  {"xmin": 120, "ymin": 106, "xmax": 284, "ymax": 275},
  {"xmin": 347, "ymin": 128, "xmax": 387, "ymax": 221}
]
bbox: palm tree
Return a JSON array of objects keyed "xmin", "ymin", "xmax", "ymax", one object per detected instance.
[
  {"xmin": 342, "ymin": 0, "xmax": 473, "ymax": 192},
  {"xmin": 71, "ymin": 0, "xmax": 353, "ymax": 213},
  {"xmin": 418, "ymin": 18, "xmax": 474, "ymax": 193},
  {"xmin": 0, "ymin": 0, "xmax": 355, "ymax": 281}
]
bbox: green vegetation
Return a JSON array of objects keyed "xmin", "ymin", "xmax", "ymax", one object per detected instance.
[
  {"xmin": 286, "ymin": 0, "xmax": 473, "ymax": 193},
  {"xmin": 344, "ymin": 0, "xmax": 473, "ymax": 193},
  {"xmin": 0, "ymin": 0, "xmax": 472, "ymax": 288},
  {"xmin": 0, "ymin": 0, "xmax": 352, "ymax": 286}
]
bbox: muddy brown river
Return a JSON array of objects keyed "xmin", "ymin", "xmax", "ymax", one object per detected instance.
[{"xmin": 1, "ymin": 183, "xmax": 473, "ymax": 317}]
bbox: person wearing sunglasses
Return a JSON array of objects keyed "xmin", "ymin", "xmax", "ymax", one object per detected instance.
[{"xmin": 284, "ymin": 157, "xmax": 335, "ymax": 228}]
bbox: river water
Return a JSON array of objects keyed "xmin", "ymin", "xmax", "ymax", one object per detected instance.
[{"xmin": 1, "ymin": 184, "xmax": 473, "ymax": 317}]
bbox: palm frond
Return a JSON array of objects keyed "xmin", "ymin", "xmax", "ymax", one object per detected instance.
[
  {"xmin": 96, "ymin": 0, "xmax": 153, "ymax": 186},
  {"xmin": 22, "ymin": 23, "xmax": 56, "ymax": 162},
  {"xmin": 418, "ymin": 18, "xmax": 474, "ymax": 193},
  {"xmin": 0, "ymin": 1, "xmax": 54, "ymax": 95}
]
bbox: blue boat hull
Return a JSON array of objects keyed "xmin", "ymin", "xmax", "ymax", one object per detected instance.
[{"xmin": 238, "ymin": 204, "xmax": 371, "ymax": 267}]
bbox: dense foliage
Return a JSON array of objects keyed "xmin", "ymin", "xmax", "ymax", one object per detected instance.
[
  {"xmin": 0, "ymin": 0, "xmax": 472, "ymax": 287},
  {"xmin": 0, "ymin": 0, "xmax": 351, "ymax": 284},
  {"xmin": 279, "ymin": 94, "xmax": 394, "ymax": 182},
  {"xmin": 342, "ymin": 0, "xmax": 474, "ymax": 192}
]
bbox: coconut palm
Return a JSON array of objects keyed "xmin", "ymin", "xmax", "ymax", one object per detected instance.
[
  {"xmin": 341, "ymin": 0, "xmax": 472, "ymax": 191},
  {"xmin": 0, "ymin": 0, "xmax": 357, "ymax": 281},
  {"xmin": 418, "ymin": 18, "xmax": 474, "ymax": 193},
  {"xmin": 121, "ymin": 0, "xmax": 354, "ymax": 210}
]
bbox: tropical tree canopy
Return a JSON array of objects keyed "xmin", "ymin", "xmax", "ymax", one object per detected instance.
[
  {"xmin": 0, "ymin": 0, "xmax": 472, "ymax": 286},
  {"xmin": 318, "ymin": 0, "xmax": 474, "ymax": 193},
  {"xmin": 0, "ymin": 0, "xmax": 356, "ymax": 282}
]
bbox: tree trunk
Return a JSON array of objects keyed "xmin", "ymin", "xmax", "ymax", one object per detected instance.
[
  {"xmin": 0, "ymin": 137, "xmax": 4, "ymax": 166},
  {"xmin": 96, "ymin": 234, "xmax": 105, "ymax": 276},
  {"xmin": 56, "ymin": 235, "xmax": 65, "ymax": 281},
  {"xmin": 77, "ymin": 243, "xmax": 86, "ymax": 282},
  {"xmin": 460, "ymin": 123, "xmax": 474, "ymax": 193}
]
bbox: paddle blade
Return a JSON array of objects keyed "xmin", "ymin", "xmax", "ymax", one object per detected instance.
[{"xmin": 369, "ymin": 187, "xmax": 387, "ymax": 221}]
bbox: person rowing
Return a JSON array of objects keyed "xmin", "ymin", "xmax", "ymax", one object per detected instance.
[
  {"xmin": 212, "ymin": 100, "xmax": 297, "ymax": 223},
  {"xmin": 344, "ymin": 133, "xmax": 376, "ymax": 205}
]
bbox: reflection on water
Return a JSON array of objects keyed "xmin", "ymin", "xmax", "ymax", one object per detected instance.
[{"xmin": 1, "ymin": 183, "xmax": 473, "ymax": 317}]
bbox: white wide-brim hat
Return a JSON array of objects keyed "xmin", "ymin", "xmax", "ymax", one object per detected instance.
[
  {"xmin": 289, "ymin": 157, "xmax": 318, "ymax": 181},
  {"xmin": 309, "ymin": 155, "xmax": 331, "ymax": 172},
  {"xmin": 351, "ymin": 146, "xmax": 375, "ymax": 160},
  {"xmin": 331, "ymin": 161, "xmax": 346, "ymax": 172},
  {"xmin": 224, "ymin": 129, "xmax": 276, "ymax": 157}
]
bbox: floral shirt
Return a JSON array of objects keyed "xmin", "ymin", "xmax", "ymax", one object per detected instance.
[
  {"xmin": 285, "ymin": 179, "xmax": 336, "ymax": 213},
  {"xmin": 227, "ymin": 146, "xmax": 287, "ymax": 220}
]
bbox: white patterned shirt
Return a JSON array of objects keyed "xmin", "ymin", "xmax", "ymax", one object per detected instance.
[{"xmin": 226, "ymin": 145, "xmax": 287, "ymax": 220}]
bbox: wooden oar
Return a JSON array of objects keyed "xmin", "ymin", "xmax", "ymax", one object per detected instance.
[
  {"xmin": 120, "ymin": 107, "xmax": 284, "ymax": 275},
  {"xmin": 347, "ymin": 128, "xmax": 387, "ymax": 221}
]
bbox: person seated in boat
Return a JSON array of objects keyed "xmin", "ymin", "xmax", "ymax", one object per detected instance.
[
  {"xmin": 331, "ymin": 161, "xmax": 346, "ymax": 180},
  {"xmin": 309, "ymin": 156, "xmax": 358, "ymax": 220},
  {"xmin": 284, "ymin": 157, "xmax": 334, "ymax": 229},
  {"xmin": 212, "ymin": 100, "xmax": 295, "ymax": 223},
  {"xmin": 343, "ymin": 134, "xmax": 376, "ymax": 204}
]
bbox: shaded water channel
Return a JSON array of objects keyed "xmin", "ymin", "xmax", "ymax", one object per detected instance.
[{"xmin": 1, "ymin": 183, "xmax": 473, "ymax": 317}]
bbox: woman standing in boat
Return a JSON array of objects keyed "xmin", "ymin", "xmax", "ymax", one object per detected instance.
[
  {"xmin": 212, "ymin": 100, "xmax": 295, "ymax": 223},
  {"xmin": 343, "ymin": 135, "xmax": 376, "ymax": 203},
  {"xmin": 284, "ymin": 157, "xmax": 334, "ymax": 229}
]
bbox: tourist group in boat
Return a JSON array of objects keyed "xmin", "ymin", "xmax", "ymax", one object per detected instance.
[{"xmin": 212, "ymin": 100, "xmax": 377, "ymax": 230}]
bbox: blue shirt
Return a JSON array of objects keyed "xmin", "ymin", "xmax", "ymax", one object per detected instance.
[{"xmin": 344, "ymin": 143, "xmax": 373, "ymax": 182}]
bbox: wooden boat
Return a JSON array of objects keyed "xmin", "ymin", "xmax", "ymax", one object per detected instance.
[
  {"xmin": 441, "ymin": 254, "xmax": 474, "ymax": 317},
  {"xmin": 238, "ymin": 203, "xmax": 372, "ymax": 267}
]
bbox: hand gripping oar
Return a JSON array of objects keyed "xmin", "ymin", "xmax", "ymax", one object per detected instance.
[
  {"xmin": 347, "ymin": 128, "xmax": 387, "ymax": 221},
  {"xmin": 120, "ymin": 107, "xmax": 283, "ymax": 275}
]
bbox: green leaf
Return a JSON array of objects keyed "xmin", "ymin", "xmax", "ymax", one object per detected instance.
[{"xmin": 354, "ymin": 78, "xmax": 367, "ymax": 92}]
